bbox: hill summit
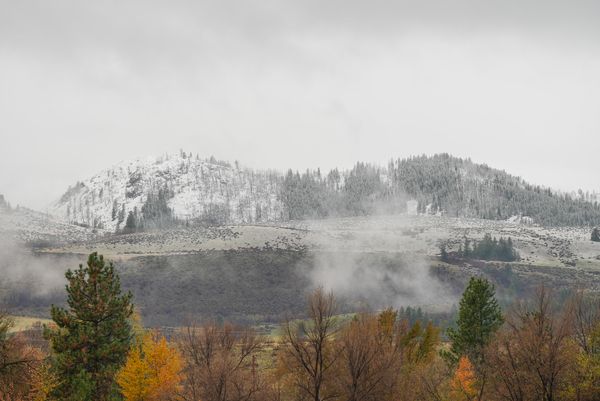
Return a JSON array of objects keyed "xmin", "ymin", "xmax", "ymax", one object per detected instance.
[{"xmin": 51, "ymin": 152, "xmax": 283, "ymax": 232}]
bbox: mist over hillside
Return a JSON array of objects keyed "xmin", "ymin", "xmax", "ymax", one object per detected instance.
[
  {"xmin": 51, "ymin": 152, "xmax": 600, "ymax": 232},
  {"xmin": 4, "ymin": 151, "xmax": 598, "ymax": 325},
  {"xmin": 3, "ymin": 175, "xmax": 600, "ymax": 326}
]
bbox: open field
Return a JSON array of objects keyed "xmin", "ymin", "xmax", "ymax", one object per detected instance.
[
  {"xmin": 7, "ymin": 315, "xmax": 52, "ymax": 333},
  {"xmin": 41, "ymin": 214, "xmax": 600, "ymax": 268}
]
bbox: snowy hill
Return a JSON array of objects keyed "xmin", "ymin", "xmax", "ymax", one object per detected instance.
[
  {"xmin": 51, "ymin": 153, "xmax": 284, "ymax": 232},
  {"xmin": 0, "ymin": 199, "xmax": 98, "ymax": 244},
  {"xmin": 51, "ymin": 153, "xmax": 600, "ymax": 232}
]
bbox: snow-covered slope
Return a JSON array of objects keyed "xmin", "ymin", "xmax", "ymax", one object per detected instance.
[
  {"xmin": 51, "ymin": 154, "xmax": 285, "ymax": 232},
  {"xmin": 50, "ymin": 153, "xmax": 600, "ymax": 232},
  {"xmin": 0, "ymin": 203, "xmax": 98, "ymax": 244}
]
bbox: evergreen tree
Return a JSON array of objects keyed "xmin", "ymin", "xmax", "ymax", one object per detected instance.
[
  {"xmin": 446, "ymin": 277, "xmax": 503, "ymax": 367},
  {"xmin": 45, "ymin": 252, "xmax": 134, "ymax": 401},
  {"xmin": 0, "ymin": 194, "xmax": 9, "ymax": 211},
  {"xmin": 592, "ymin": 227, "xmax": 600, "ymax": 242},
  {"xmin": 111, "ymin": 200, "xmax": 119, "ymax": 221},
  {"xmin": 461, "ymin": 234, "xmax": 519, "ymax": 261},
  {"xmin": 123, "ymin": 211, "xmax": 137, "ymax": 234},
  {"xmin": 440, "ymin": 244, "xmax": 449, "ymax": 262},
  {"xmin": 140, "ymin": 187, "xmax": 175, "ymax": 229},
  {"xmin": 118, "ymin": 204, "xmax": 125, "ymax": 225}
]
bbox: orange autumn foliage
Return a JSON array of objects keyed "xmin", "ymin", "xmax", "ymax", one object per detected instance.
[
  {"xmin": 117, "ymin": 332, "xmax": 183, "ymax": 401},
  {"xmin": 451, "ymin": 356, "xmax": 477, "ymax": 401}
]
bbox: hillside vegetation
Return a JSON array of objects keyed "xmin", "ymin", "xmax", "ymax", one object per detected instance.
[
  {"xmin": 280, "ymin": 154, "xmax": 600, "ymax": 226},
  {"xmin": 52, "ymin": 153, "xmax": 600, "ymax": 231},
  {"xmin": 6, "ymin": 270, "xmax": 600, "ymax": 401}
]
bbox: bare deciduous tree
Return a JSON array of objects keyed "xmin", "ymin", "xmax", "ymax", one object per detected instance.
[
  {"xmin": 178, "ymin": 321, "xmax": 265, "ymax": 401},
  {"xmin": 334, "ymin": 314, "xmax": 389, "ymax": 401},
  {"xmin": 281, "ymin": 288, "xmax": 340, "ymax": 401},
  {"xmin": 569, "ymin": 290, "xmax": 600, "ymax": 355},
  {"xmin": 0, "ymin": 313, "xmax": 46, "ymax": 401},
  {"xmin": 486, "ymin": 286, "xmax": 575, "ymax": 401}
]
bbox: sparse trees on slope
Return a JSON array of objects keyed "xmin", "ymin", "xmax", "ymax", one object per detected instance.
[
  {"xmin": 140, "ymin": 187, "xmax": 177, "ymax": 229},
  {"xmin": 390, "ymin": 153, "xmax": 600, "ymax": 226},
  {"xmin": 45, "ymin": 252, "xmax": 134, "ymax": 401}
]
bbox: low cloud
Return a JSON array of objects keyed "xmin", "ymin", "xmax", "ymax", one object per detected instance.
[
  {"xmin": 310, "ymin": 251, "xmax": 454, "ymax": 311},
  {"xmin": 0, "ymin": 236, "xmax": 74, "ymax": 310}
]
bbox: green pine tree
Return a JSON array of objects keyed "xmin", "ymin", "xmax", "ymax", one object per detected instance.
[
  {"xmin": 123, "ymin": 211, "xmax": 136, "ymax": 234},
  {"xmin": 45, "ymin": 252, "xmax": 134, "ymax": 401},
  {"xmin": 592, "ymin": 227, "xmax": 600, "ymax": 242},
  {"xmin": 445, "ymin": 277, "xmax": 503, "ymax": 366}
]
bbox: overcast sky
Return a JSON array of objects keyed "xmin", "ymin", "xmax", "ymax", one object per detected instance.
[{"xmin": 1, "ymin": 0, "xmax": 599, "ymax": 209}]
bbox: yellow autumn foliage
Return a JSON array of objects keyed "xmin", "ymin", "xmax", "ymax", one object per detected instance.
[
  {"xmin": 450, "ymin": 356, "xmax": 478, "ymax": 401},
  {"xmin": 117, "ymin": 332, "xmax": 183, "ymax": 401}
]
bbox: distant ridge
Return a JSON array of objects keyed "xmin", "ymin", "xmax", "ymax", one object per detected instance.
[{"xmin": 50, "ymin": 152, "xmax": 600, "ymax": 231}]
